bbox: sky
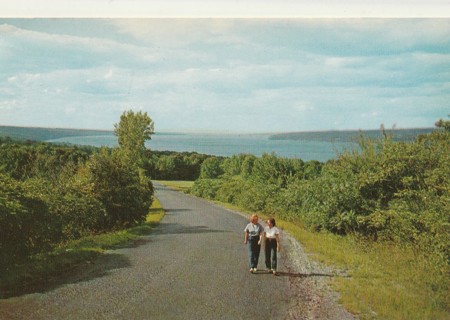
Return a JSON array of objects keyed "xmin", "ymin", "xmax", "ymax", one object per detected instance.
[{"xmin": 0, "ymin": 14, "xmax": 449, "ymax": 133}]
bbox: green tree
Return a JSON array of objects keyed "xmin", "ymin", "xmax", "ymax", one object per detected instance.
[
  {"xmin": 200, "ymin": 157, "xmax": 224, "ymax": 179},
  {"xmin": 114, "ymin": 110, "xmax": 154, "ymax": 167}
]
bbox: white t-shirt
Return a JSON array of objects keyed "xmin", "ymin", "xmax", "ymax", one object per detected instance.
[
  {"xmin": 244, "ymin": 222, "xmax": 263, "ymax": 238},
  {"xmin": 264, "ymin": 226, "xmax": 280, "ymax": 239}
]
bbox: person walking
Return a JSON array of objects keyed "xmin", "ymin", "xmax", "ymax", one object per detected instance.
[
  {"xmin": 264, "ymin": 217, "xmax": 281, "ymax": 275},
  {"xmin": 244, "ymin": 214, "xmax": 264, "ymax": 273}
]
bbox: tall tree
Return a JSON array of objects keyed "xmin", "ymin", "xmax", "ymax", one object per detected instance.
[{"xmin": 114, "ymin": 110, "xmax": 154, "ymax": 167}]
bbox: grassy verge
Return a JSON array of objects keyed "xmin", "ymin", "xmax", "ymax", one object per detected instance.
[
  {"xmin": 280, "ymin": 222, "xmax": 449, "ymax": 320},
  {"xmin": 0, "ymin": 198, "xmax": 165, "ymax": 298},
  {"xmin": 155, "ymin": 180, "xmax": 194, "ymax": 193},
  {"xmin": 161, "ymin": 181, "xmax": 448, "ymax": 319}
]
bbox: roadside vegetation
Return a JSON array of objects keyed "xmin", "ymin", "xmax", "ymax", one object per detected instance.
[
  {"xmin": 187, "ymin": 120, "xmax": 449, "ymax": 319},
  {"xmin": 0, "ymin": 199, "xmax": 164, "ymax": 298},
  {"xmin": 0, "ymin": 110, "xmax": 157, "ymax": 297},
  {"xmin": 1, "ymin": 114, "xmax": 448, "ymax": 318}
]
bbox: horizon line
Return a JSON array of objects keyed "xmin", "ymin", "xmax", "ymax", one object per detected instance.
[{"xmin": 0, "ymin": 124, "xmax": 436, "ymax": 135}]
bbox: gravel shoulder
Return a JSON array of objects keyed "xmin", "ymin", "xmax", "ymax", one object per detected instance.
[
  {"xmin": 0, "ymin": 183, "xmax": 356, "ymax": 319},
  {"xmin": 212, "ymin": 200, "xmax": 357, "ymax": 320}
]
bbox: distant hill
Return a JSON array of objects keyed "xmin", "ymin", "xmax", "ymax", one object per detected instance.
[
  {"xmin": 0, "ymin": 125, "xmax": 113, "ymax": 141},
  {"xmin": 269, "ymin": 128, "xmax": 435, "ymax": 143}
]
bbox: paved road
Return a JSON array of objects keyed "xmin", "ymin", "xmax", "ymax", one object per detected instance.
[{"xmin": 0, "ymin": 183, "xmax": 299, "ymax": 319}]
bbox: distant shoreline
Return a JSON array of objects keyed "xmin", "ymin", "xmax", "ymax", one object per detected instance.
[
  {"xmin": 269, "ymin": 127, "xmax": 435, "ymax": 143},
  {"xmin": 0, "ymin": 125, "xmax": 435, "ymax": 143}
]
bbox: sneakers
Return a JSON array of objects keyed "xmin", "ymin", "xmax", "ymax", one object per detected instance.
[{"xmin": 250, "ymin": 267, "xmax": 276, "ymax": 275}]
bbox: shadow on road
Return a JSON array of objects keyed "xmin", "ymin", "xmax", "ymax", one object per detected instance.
[
  {"xmin": 1, "ymin": 221, "xmax": 160, "ymax": 299},
  {"xmin": 276, "ymin": 271, "xmax": 336, "ymax": 278},
  {"xmin": 1, "ymin": 252, "xmax": 131, "ymax": 299},
  {"xmin": 165, "ymin": 208, "xmax": 192, "ymax": 213},
  {"xmin": 154, "ymin": 223, "xmax": 231, "ymax": 235},
  {"xmin": 250, "ymin": 270, "xmax": 336, "ymax": 278}
]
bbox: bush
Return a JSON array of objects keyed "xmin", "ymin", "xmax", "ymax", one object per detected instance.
[
  {"xmin": 85, "ymin": 149, "xmax": 153, "ymax": 229},
  {"xmin": 190, "ymin": 178, "xmax": 222, "ymax": 199},
  {"xmin": 215, "ymin": 177, "xmax": 248, "ymax": 204},
  {"xmin": 0, "ymin": 174, "xmax": 54, "ymax": 265},
  {"xmin": 23, "ymin": 175, "xmax": 107, "ymax": 240}
]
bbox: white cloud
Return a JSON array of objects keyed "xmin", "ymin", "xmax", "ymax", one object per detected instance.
[
  {"xmin": 0, "ymin": 19, "xmax": 449, "ymax": 132},
  {"xmin": 0, "ymin": 99, "xmax": 17, "ymax": 110},
  {"xmin": 111, "ymin": 19, "xmax": 247, "ymax": 48},
  {"xmin": 104, "ymin": 69, "xmax": 113, "ymax": 79}
]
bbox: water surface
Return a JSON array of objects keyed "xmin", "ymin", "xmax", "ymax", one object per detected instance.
[{"xmin": 48, "ymin": 133, "xmax": 357, "ymax": 162}]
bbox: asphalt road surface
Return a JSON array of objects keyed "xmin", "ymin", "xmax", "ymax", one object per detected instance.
[{"xmin": 0, "ymin": 182, "xmax": 354, "ymax": 319}]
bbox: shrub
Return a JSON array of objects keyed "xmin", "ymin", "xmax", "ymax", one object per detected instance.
[
  {"xmin": 0, "ymin": 174, "xmax": 54, "ymax": 265},
  {"xmin": 85, "ymin": 149, "xmax": 153, "ymax": 229},
  {"xmin": 190, "ymin": 178, "xmax": 222, "ymax": 199}
]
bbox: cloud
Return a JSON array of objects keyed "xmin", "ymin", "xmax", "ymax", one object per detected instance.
[
  {"xmin": 0, "ymin": 19, "xmax": 449, "ymax": 132},
  {"xmin": 111, "ymin": 19, "xmax": 248, "ymax": 48}
]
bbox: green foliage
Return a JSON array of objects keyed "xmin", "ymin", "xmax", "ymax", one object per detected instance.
[
  {"xmin": 191, "ymin": 127, "xmax": 449, "ymax": 276},
  {"xmin": 435, "ymin": 117, "xmax": 450, "ymax": 131},
  {"xmin": 298, "ymin": 164, "xmax": 364, "ymax": 233},
  {"xmin": 189, "ymin": 125, "xmax": 449, "ymax": 317},
  {"xmin": 0, "ymin": 199, "xmax": 165, "ymax": 298},
  {"xmin": 249, "ymin": 153, "xmax": 305, "ymax": 187},
  {"xmin": 0, "ymin": 174, "xmax": 53, "ymax": 266},
  {"xmin": 199, "ymin": 156, "xmax": 224, "ymax": 179},
  {"xmin": 84, "ymin": 148, "xmax": 153, "ymax": 229},
  {"xmin": 114, "ymin": 110, "xmax": 154, "ymax": 167},
  {"xmin": 303, "ymin": 160, "xmax": 323, "ymax": 179},
  {"xmin": 190, "ymin": 178, "xmax": 222, "ymax": 199},
  {"xmin": 240, "ymin": 154, "xmax": 256, "ymax": 178},
  {"xmin": 144, "ymin": 151, "xmax": 208, "ymax": 180},
  {"xmin": 1, "ymin": 118, "xmax": 156, "ymax": 269},
  {"xmin": 0, "ymin": 141, "xmax": 91, "ymax": 180},
  {"xmin": 221, "ymin": 154, "xmax": 246, "ymax": 177}
]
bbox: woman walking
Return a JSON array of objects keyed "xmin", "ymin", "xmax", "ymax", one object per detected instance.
[
  {"xmin": 264, "ymin": 217, "xmax": 280, "ymax": 275},
  {"xmin": 244, "ymin": 214, "xmax": 264, "ymax": 273}
]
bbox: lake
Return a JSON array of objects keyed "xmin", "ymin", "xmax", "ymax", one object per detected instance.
[{"xmin": 47, "ymin": 133, "xmax": 358, "ymax": 162}]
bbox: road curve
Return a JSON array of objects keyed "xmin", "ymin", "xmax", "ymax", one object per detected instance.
[
  {"xmin": 0, "ymin": 182, "xmax": 355, "ymax": 319},
  {"xmin": 0, "ymin": 183, "xmax": 295, "ymax": 319}
]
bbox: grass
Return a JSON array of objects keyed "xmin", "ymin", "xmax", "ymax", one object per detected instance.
[
  {"xmin": 281, "ymin": 222, "xmax": 449, "ymax": 320},
  {"xmin": 0, "ymin": 198, "xmax": 165, "ymax": 299},
  {"xmin": 160, "ymin": 180, "xmax": 449, "ymax": 319},
  {"xmin": 155, "ymin": 180, "xmax": 194, "ymax": 193}
]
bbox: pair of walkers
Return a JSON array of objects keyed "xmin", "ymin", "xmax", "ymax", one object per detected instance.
[{"xmin": 244, "ymin": 214, "xmax": 280, "ymax": 275}]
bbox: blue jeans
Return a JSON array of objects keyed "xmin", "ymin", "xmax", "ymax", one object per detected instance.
[
  {"xmin": 265, "ymin": 238, "xmax": 277, "ymax": 270},
  {"xmin": 247, "ymin": 238, "xmax": 261, "ymax": 269}
]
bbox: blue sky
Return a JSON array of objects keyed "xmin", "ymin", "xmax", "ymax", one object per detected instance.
[{"xmin": 0, "ymin": 18, "xmax": 449, "ymax": 133}]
